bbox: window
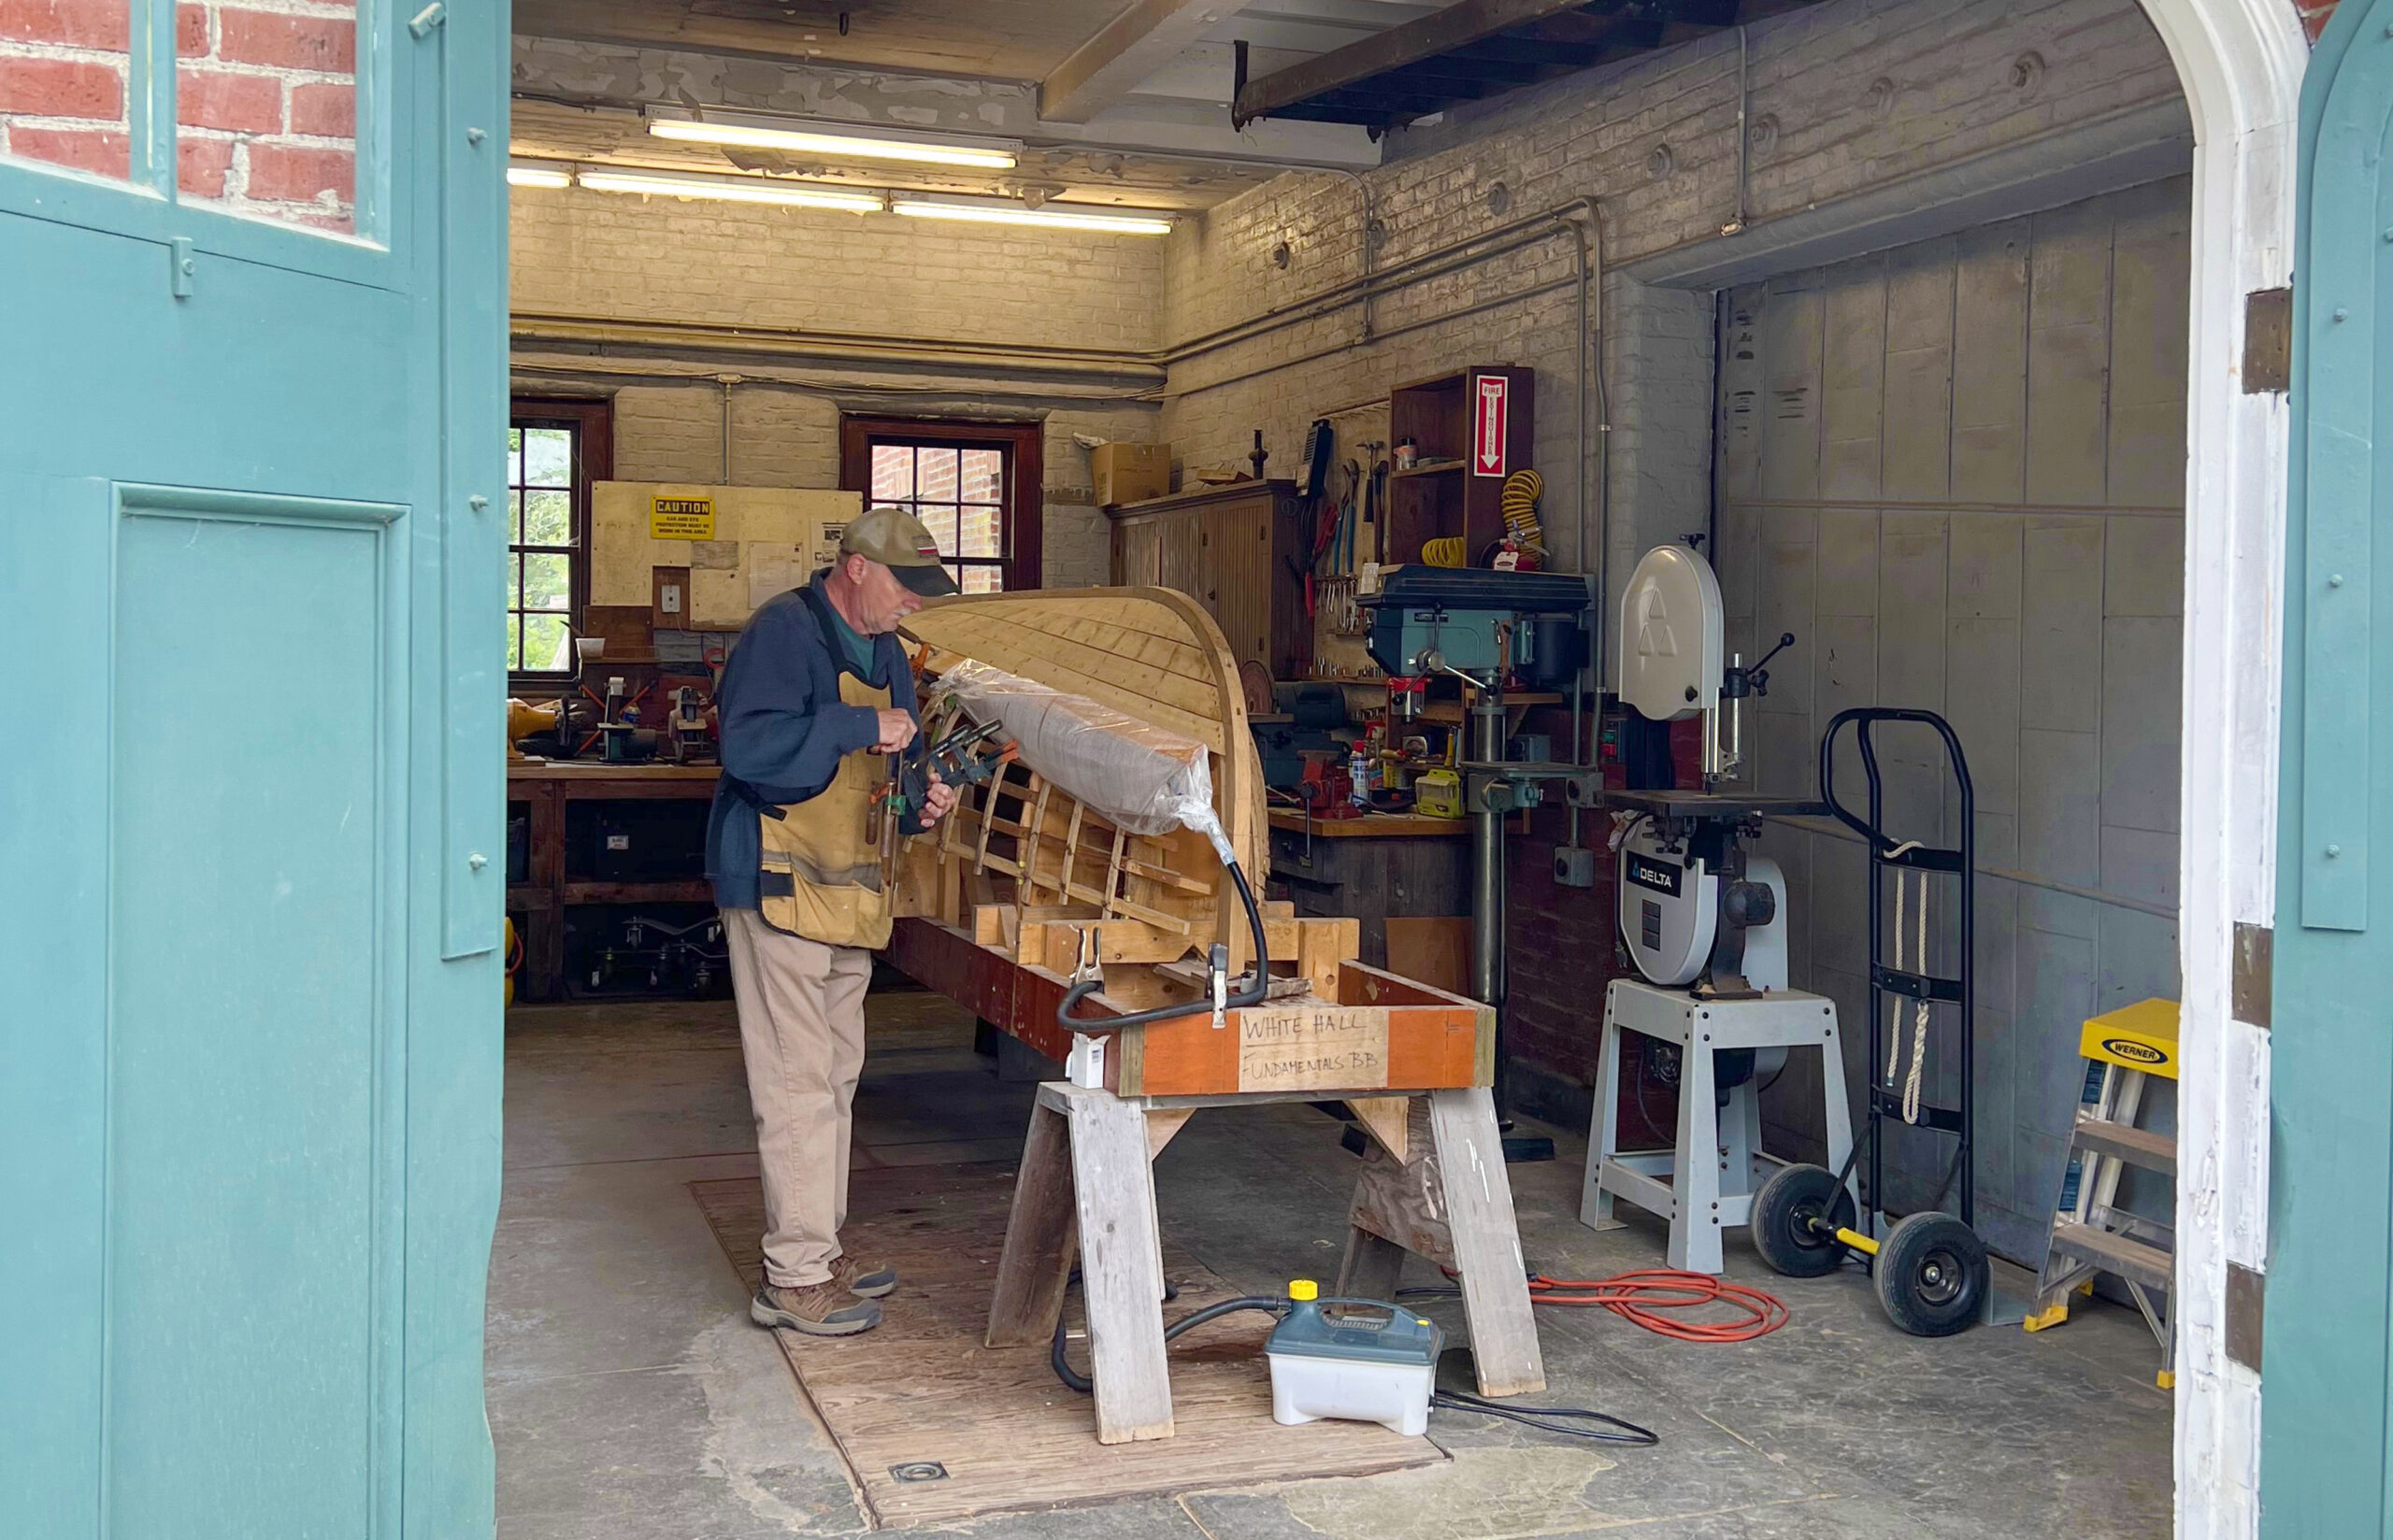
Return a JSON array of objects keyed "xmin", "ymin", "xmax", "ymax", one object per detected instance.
[
  {"xmin": 839, "ymin": 418, "xmax": 1043, "ymax": 592},
  {"xmin": 507, "ymin": 400, "xmax": 611, "ymax": 677}
]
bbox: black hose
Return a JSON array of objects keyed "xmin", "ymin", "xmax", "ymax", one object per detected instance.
[
  {"xmin": 1055, "ymin": 859, "xmax": 1272, "ymax": 1033},
  {"xmin": 1052, "ymin": 1292, "xmax": 1289, "ymax": 1392}
]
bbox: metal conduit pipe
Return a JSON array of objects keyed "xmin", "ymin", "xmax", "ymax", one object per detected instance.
[{"xmin": 1161, "ymin": 196, "xmax": 1596, "ymax": 364}]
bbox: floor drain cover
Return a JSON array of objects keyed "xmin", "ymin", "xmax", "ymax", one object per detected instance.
[{"xmin": 889, "ymin": 1462, "xmax": 950, "ymax": 1483}]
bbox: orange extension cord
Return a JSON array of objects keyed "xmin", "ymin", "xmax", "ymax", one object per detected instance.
[{"xmin": 1526, "ymin": 1270, "xmax": 1791, "ymax": 1343}]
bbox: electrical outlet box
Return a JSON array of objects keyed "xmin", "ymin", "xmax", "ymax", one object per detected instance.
[{"xmin": 1555, "ymin": 845, "xmax": 1598, "ymax": 888}]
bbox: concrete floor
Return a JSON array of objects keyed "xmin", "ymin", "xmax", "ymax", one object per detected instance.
[{"xmin": 489, "ymin": 987, "xmax": 2173, "ymax": 1540}]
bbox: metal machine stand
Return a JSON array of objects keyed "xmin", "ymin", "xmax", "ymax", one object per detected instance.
[{"xmin": 1582, "ymin": 977, "xmax": 1852, "ymax": 1274}]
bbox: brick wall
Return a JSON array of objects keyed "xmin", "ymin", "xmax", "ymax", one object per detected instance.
[
  {"xmin": 1156, "ymin": 0, "xmax": 2189, "ymax": 1116},
  {"xmin": 1, "ymin": 0, "xmax": 355, "ymax": 229},
  {"xmin": 510, "ymin": 184, "xmax": 1166, "ymax": 587}
]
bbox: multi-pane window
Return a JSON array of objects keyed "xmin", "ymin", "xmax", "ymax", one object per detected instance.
[
  {"xmin": 867, "ymin": 441, "xmax": 1009, "ymax": 594},
  {"xmin": 508, "ymin": 421, "xmax": 580, "ymax": 673}
]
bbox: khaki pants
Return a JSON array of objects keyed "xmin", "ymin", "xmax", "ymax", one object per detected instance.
[{"xmin": 722, "ymin": 906, "xmax": 874, "ymax": 1289}]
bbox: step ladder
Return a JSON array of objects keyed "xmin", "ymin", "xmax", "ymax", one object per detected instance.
[{"xmin": 2024, "ymin": 998, "xmax": 2179, "ymax": 1389}]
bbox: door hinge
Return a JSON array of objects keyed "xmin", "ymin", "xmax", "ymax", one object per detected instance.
[
  {"xmin": 2232, "ymin": 921, "xmax": 2271, "ymax": 1030},
  {"xmin": 169, "ymin": 235, "xmax": 193, "ymax": 299},
  {"xmin": 408, "ymin": 1, "xmax": 445, "ymax": 38},
  {"xmin": 2226, "ymin": 1262, "xmax": 2264, "ymax": 1373},
  {"xmin": 2243, "ymin": 287, "xmax": 2291, "ymax": 393}
]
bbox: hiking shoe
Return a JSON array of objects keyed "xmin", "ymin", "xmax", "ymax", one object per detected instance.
[
  {"xmin": 832, "ymin": 1256, "xmax": 898, "ymax": 1299},
  {"xmin": 751, "ymin": 1280, "xmax": 881, "ymax": 1336}
]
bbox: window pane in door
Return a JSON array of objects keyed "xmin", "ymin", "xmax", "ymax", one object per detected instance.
[
  {"xmin": 870, "ymin": 446, "xmax": 912, "ymax": 501},
  {"xmin": 962, "ymin": 566, "xmax": 1002, "ymax": 595},
  {"xmin": 177, "ymin": 0, "xmax": 359, "ymax": 232},
  {"xmin": 0, "ymin": 0, "xmax": 134, "ymax": 181}
]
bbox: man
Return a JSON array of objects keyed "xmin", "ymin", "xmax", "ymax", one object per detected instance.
[{"xmin": 708, "ymin": 505, "xmax": 961, "ymax": 1337}]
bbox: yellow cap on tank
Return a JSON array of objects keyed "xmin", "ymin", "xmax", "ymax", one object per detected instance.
[{"xmin": 1288, "ymin": 1279, "xmax": 1319, "ymax": 1302}]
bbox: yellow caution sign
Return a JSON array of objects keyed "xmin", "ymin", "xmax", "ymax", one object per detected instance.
[
  {"xmin": 2078, "ymin": 998, "xmax": 2180, "ymax": 1081},
  {"xmin": 651, "ymin": 494, "xmax": 716, "ymax": 539}
]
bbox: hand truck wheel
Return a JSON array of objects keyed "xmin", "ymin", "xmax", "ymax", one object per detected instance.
[
  {"xmin": 1871, "ymin": 1211, "xmax": 1988, "ymax": 1337},
  {"xmin": 1749, "ymin": 1162, "xmax": 1857, "ymax": 1278}
]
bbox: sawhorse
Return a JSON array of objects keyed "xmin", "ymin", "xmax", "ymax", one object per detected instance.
[{"xmin": 983, "ymin": 1081, "xmax": 1546, "ymax": 1444}]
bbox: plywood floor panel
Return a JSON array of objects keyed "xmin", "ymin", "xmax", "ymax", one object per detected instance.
[{"xmin": 690, "ymin": 1162, "xmax": 1439, "ymax": 1527}]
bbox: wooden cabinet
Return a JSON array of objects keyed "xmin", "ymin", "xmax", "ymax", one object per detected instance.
[
  {"xmin": 1109, "ymin": 478, "xmax": 1308, "ymax": 678},
  {"xmin": 1386, "ymin": 365, "xmax": 1536, "ymax": 565}
]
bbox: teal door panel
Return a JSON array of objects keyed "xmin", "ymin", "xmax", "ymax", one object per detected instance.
[
  {"xmin": 108, "ymin": 492, "xmax": 406, "ymax": 1538},
  {"xmin": 2266, "ymin": 1, "xmax": 2393, "ymax": 1531},
  {"xmin": 0, "ymin": 0, "xmax": 507, "ymax": 1530}
]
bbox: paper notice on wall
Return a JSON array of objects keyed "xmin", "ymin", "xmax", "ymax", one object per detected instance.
[
  {"xmin": 1237, "ymin": 1005, "xmax": 1391, "ymax": 1093},
  {"xmin": 746, "ymin": 543, "xmax": 804, "ymax": 611}
]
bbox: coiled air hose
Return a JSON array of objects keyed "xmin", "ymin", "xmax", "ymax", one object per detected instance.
[{"xmin": 1054, "ymin": 859, "xmax": 1271, "ymax": 1032}]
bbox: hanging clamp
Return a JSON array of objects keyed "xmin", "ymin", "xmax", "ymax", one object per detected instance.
[{"xmin": 1208, "ymin": 943, "xmax": 1230, "ymax": 1031}]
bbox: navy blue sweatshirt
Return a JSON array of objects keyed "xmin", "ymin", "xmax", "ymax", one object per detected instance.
[{"xmin": 706, "ymin": 576, "xmax": 920, "ymax": 910}]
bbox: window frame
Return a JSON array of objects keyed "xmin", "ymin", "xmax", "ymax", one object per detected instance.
[
  {"xmin": 838, "ymin": 416, "xmax": 1043, "ymax": 592},
  {"xmin": 507, "ymin": 397, "xmax": 612, "ymax": 684}
]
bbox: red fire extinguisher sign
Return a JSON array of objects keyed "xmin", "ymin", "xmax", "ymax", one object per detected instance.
[{"xmin": 1472, "ymin": 375, "xmax": 1509, "ymax": 477}]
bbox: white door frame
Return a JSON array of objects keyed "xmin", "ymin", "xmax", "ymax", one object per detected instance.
[{"xmin": 2137, "ymin": 1, "xmax": 2305, "ymax": 1534}]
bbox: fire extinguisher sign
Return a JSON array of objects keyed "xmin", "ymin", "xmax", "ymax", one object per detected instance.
[{"xmin": 1472, "ymin": 375, "xmax": 1509, "ymax": 477}]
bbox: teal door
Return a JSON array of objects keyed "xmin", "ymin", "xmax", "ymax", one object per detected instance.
[
  {"xmin": 0, "ymin": 0, "xmax": 508, "ymax": 1533},
  {"xmin": 2267, "ymin": 0, "xmax": 2393, "ymax": 1530}
]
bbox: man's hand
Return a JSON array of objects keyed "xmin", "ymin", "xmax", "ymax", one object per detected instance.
[
  {"xmin": 920, "ymin": 770, "xmax": 958, "ymax": 825},
  {"xmin": 873, "ymin": 709, "xmax": 918, "ymax": 753}
]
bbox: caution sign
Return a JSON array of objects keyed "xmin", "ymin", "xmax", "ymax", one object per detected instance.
[{"xmin": 651, "ymin": 495, "xmax": 717, "ymax": 539}]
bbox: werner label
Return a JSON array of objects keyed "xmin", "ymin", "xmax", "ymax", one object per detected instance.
[
  {"xmin": 651, "ymin": 495, "xmax": 717, "ymax": 539},
  {"xmin": 1237, "ymin": 1005, "xmax": 1390, "ymax": 1092}
]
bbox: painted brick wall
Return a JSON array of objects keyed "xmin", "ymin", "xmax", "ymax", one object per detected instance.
[
  {"xmin": 0, "ymin": 0, "xmax": 355, "ymax": 228},
  {"xmin": 511, "ymin": 184, "xmax": 1166, "ymax": 587},
  {"xmin": 1158, "ymin": 0, "xmax": 2189, "ymax": 1115},
  {"xmin": 1723, "ymin": 176, "xmax": 2191, "ymax": 1262},
  {"xmin": 1160, "ymin": 0, "xmax": 2185, "ymax": 594}
]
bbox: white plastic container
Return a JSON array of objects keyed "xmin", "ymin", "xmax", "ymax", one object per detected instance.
[{"xmin": 1263, "ymin": 1281, "xmax": 1440, "ymax": 1437}]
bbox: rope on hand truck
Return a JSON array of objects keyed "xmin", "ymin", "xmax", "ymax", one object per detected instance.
[{"xmin": 1884, "ymin": 839, "xmax": 1930, "ymax": 1127}]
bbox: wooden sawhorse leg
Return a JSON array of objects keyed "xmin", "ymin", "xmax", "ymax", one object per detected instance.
[
  {"xmin": 1336, "ymin": 1087, "xmax": 1546, "ymax": 1398},
  {"xmin": 985, "ymin": 1082, "xmax": 1177, "ymax": 1444}
]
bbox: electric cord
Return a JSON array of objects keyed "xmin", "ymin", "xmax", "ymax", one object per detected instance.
[
  {"xmin": 1397, "ymin": 1267, "xmax": 1790, "ymax": 1345},
  {"xmin": 1428, "ymin": 1386, "xmax": 1657, "ymax": 1446},
  {"xmin": 1055, "ymin": 859, "xmax": 1272, "ymax": 1032}
]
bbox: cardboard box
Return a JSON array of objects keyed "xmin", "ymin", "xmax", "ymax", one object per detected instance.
[{"xmin": 1091, "ymin": 441, "xmax": 1171, "ymax": 506}]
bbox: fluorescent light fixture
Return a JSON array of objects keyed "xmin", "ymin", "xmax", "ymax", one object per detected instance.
[
  {"xmin": 646, "ymin": 107, "xmax": 1019, "ymax": 170},
  {"xmin": 891, "ymin": 195, "xmax": 1172, "ymax": 235},
  {"xmin": 507, "ymin": 162, "xmax": 572, "ymax": 189},
  {"xmin": 576, "ymin": 167, "xmax": 883, "ymax": 212}
]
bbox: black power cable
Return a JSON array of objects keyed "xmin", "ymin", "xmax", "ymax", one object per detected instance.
[{"xmin": 1056, "ymin": 859, "xmax": 1272, "ymax": 1031}]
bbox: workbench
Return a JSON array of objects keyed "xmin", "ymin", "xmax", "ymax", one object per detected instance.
[
  {"xmin": 507, "ymin": 761, "xmax": 720, "ymax": 1001},
  {"xmin": 1266, "ymin": 808, "xmax": 1471, "ymax": 974}
]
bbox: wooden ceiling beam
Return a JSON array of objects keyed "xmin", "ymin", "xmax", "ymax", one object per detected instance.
[
  {"xmin": 1233, "ymin": 0, "xmax": 1614, "ymax": 127},
  {"xmin": 1040, "ymin": 0, "xmax": 1233, "ymax": 124}
]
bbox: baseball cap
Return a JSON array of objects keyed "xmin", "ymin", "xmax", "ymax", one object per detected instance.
[{"xmin": 841, "ymin": 505, "xmax": 961, "ymax": 596}]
